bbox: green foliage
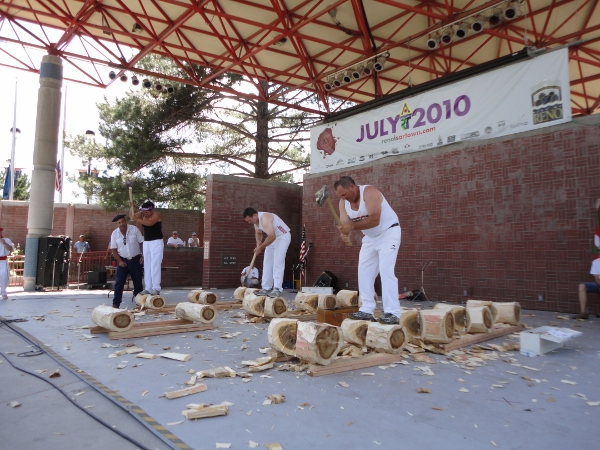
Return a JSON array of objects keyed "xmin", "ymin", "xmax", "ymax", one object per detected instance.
[{"xmin": 13, "ymin": 172, "xmax": 31, "ymax": 201}]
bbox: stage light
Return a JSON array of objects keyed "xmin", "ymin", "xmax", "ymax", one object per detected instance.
[
  {"xmin": 342, "ymin": 70, "xmax": 353, "ymax": 84},
  {"xmin": 373, "ymin": 52, "xmax": 389, "ymax": 72},
  {"xmin": 131, "ymin": 75, "xmax": 139, "ymax": 86},
  {"xmin": 120, "ymin": 74, "xmax": 128, "ymax": 82},
  {"xmin": 426, "ymin": 35, "xmax": 439, "ymax": 50},
  {"xmin": 352, "ymin": 65, "xmax": 362, "ymax": 79},
  {"xmin": 166, "ymin": 85, "xmax": 174, "ymax": 94},
  {"xmin": 155, "ymin": 83, "xmax": 163, "ymax": 91},
  {"xmin": 108, "ymin": 71, "xmax": 117, "ymax": 80},
  {"xmin": 440, "ymin": 29, "xmax": 453, "ymax": 45},
  {"xmin": 503, "ymin": 1, "xmax": 520, "ymax": 20},
  {"xmin": 470, "ymin": 17, "xmax": 484, "ymax": 33},
  {"xmin": 324, "ymin": 76, "xmax": 334, "ymax": 91},
  {"xmin": 142, "ymin": 79, "xmax": 152, "ymax": 88},
  {"xmin": 488, "ymin": 8, "xmax": 503, "ymax": 27},
  {"xmin": 332, "ymin": 74, "xmax": 343, "ymax": 88},
  {"xmin": 455, "ymin": 24, "xmax": 468, "ymax": 40},
  {"xmin": 362, "ymin": 62, "xmax": 373, "ymax": 76}
]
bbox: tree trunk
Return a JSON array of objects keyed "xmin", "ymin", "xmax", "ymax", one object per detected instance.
[
  {"xmin": 255, "ymin": 87, "xmax": 270, "ymax": 179},
  {"xmin": 295, "ymin": 322, "xmax": 343, "ymax": 366},
  {"xmin": 336, "ymin": 290, "xmax": 358, "ymax": 307},
  {"xmin": 467, "ymin": 299, "xmax": 498, "ymax": 323},
  {"xmin": 175, "ymin": 303, "xmax": 217, "ymax": 323},
  {"xmin": 318, "ymin": 294, "xmax": 337, "ymax": 310},
  {"xmin": 466, "ymin": 306, "xmax": 493, "ymax": 333},
  {"xmin": 267, "ymin": 318, "xmax": 298, "ymax": 356},
  {"xmin": 340, "ymin": 318, "xmax": 369, "ymax": 348},
  {"xmin": 92, "ymin": 305, "xmax": 134, "ymax": 332},
  {"xmin": 233, "ymin": 287, "xmax": 247, "ymax": 301},
  {"xmin": 135, "ymin": 293, "xmax": 165, "ymax": 309},
  {"xmin": 399, "ymin": 308, "xmax": 421, "ymax": 341},
  {"xmin": 420, "ymin": 309, "xmax": 455, "ymax": 344},
  {"xmin": 493, "ymin": 302, "xmax": 521, "ymax": 325},
  {"xmin": 242, "ymin": 295, "xmax": 266, "ymax": 316},
  {"xmin": 366, "ymin": 322, "xmax": 405, "ymax": 353},
  {"xmin": 264, "ymin": 296, "xmax": 288, "ymax": 318},
  {"xmin": 188, "ymin": 290, "xmax": 217, "ymax": 304},
  {"xmin": 434, "ymin": 303, "xmax": 467, "ymax": 331},
  {"xmin": 294, "ymin": 292, "xmax": 318, "ymax": 312}
]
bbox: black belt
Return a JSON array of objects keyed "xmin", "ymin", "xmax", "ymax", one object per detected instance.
[
  {"xmin": 389, "ymin": 223, "xmax": 399, "ymax": 228},
  {"xmin": 122, "ymin": 254, "xmax": 141, "ymax": 260}
]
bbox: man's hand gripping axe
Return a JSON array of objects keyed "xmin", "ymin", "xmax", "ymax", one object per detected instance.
[{"xmin": 314, "ymin": 185, "xmax": 352, "ymax": 246}]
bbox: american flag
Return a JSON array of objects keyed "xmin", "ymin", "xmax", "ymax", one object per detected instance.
[
  {"xmin": 55, "ymin": 160, "xmax": 62, "ymax": 192},
  {"xmin": 298, "ymin": 224, "xmax": 307, "ymax": 268}
]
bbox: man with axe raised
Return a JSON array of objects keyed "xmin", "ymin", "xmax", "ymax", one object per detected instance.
[
  {"xmin": 333, "ymin": 176, "xmax": 401, "ymax": 324},
  {"xmin": 243, "ymin": 207, "xmax": 291, "ymax": 298}
]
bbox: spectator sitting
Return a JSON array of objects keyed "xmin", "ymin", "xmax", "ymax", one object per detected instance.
[
  {"xmin": 188, "ymin": 232, "xmax": 200, "ymax": 248},
  {"xmin": 576, "ymin": 258, "xmax": 600, "ymax": 319},
  {"xmin": 167, "ymin": 231, "xmax": 185, "ymax": 248},
  {"xmin": 240, "ymin": 266, "xmax": 260, "ymax": 287},
  {"xmin": 73, "ymin": 235, "xmax": 90, "ymax": 253}
]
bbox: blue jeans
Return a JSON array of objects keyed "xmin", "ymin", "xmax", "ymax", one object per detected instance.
[{"xmin": 113, "ymin": 255, "xmax": 143, "ymax": 306}]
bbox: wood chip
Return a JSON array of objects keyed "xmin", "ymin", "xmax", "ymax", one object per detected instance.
[
  {"xmin": 417, "ymin": 387, "xmax": 431, "ymax": 394},
  {"xmin": 49, "ymin": 369, "xmax": 61, "ymax": 378},
  {"xmin": 361, "ymin": 372, "xmax": 375, "ymax": 376},
  {"xmin": 165, "ymin": 383, "xmax": 208, "ymax": 400},
  {"xmin": 216, "ymin": 444, "xmax": 231, "ymax": 449},
  {"xmin": 159, "ymin": 352, "xmax": 191, "ymax": 362},
  {"xmin": 560, "ymin": 379, "xmax": 577, "ymax": 385},
  {"xmin": 181, "ymin": 404, "xmax": 228, "ymax": 420},
  {"xmin": 125, "ymin": 346, "xmax": 144, "ymax": 354},
  {"xmin": 338, "ymin": 381, "xmax": 350, "ymax": 388},
  {"xmin": 459, "ymin": 388, "xmax": 469, "ymax": 393},
  {"xmin": 263, "ymin": 444, "xmax": 283, "ymax": 450},
  {"xmin": 8, "ymin": 401, "xmax": 21, "ymax": 408},
  {"xmin": 248, "ymin": 362, "xmax": 274, "ymax": 372},
  {"xmin": 268, "ymin": 394, "xmax": 286, "ymax": 404}
]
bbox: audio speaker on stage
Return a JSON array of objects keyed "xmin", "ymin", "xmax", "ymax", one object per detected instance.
[
  {"xmin": 314, "ymin": 271, "xmax": 337, "ymax": 289},
  {"xmin": 36, "ymin": 236, "xmax": 71, "ymax": 288}
]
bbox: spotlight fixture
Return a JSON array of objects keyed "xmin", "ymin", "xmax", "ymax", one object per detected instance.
[
  {"xmin": 426, "ymin": 35, "xmax": 439, "ymax": 50},
  {"xmin": 155, "ymin": 83, "xmax": 163, "ymax": 91},
  {"xmin": 342, "ymin": 70, "xmax": 353, "ymax": 84},
  {"xmin": 440, "ymin": 29, "xmax": 453, "ymax": 45},
  {"xmin": 470, "ymin": 17, "xmax": 484, "ymax": 33},
  {"xmin": 488, "ymin": 8, "xmax": 503, "ymax": 27},
  {"xmin": 373, "ymin": 52, "xmax": 389, "ymax": 72},
  {"xmin": 120, "ymin": 74, "xmax": 128, "ymax": 82},
  {"xmin": 351, "ymin": 65, "xmax": 362, "ymax": 80},
  {"xmin": 455, "ymin": 24, "xmax": 468, "ymax": 40},
  {"xmin": 131, "ymin": 22, "xmax": 143, "ymax": 34},
  {"xmin": 324, "ymin": 76, "xmax": 334, "ymax": 91},
  {"xmin": 166, "ymin": 84, "xmax": 174, "ymax": 94},
  {"xmin": 142, "ymin": 78, "xmax": 152, "ymax": 88},
  {"xmin": 131, "ymin": 75, "xmax": 139, "ymax": 86},
  {"xmin": 332, "ymin": 74, "xmax": 343, "ymax": 88},
  {"xmin": 108, "ymin": 71, "xmax": 117, "ymax": 80},
  {"xmin": 503, "ymin": 1, "xmax": 520, "ymax": 20},
  {"xmin": 362, "ymin": 62, "xmax": 373, "ymax": 76}
]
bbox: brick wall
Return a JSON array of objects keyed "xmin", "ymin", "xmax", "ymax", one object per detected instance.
[
  {"xmin": 303, "ymin": 114, "xmax": 600, "ymax": 313},
  {"xmin": 202, "ymin": 175, "xmax": 303, "ymax": 288},
  {"xmin": 162, "ymin": 247, "xmax": 204, "ymax": 287}
]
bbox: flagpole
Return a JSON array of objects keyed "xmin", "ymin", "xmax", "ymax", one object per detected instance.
[
  {"xmin": 59, "ymin": 84, "xmax": 67, "ymax": 202},
  {"xmin": 9, "ymin": 79, "xmax": 18, "ymax": 201}
]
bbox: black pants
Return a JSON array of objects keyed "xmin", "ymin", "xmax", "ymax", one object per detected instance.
[{"xmin": 113, "ymin": 255, "xmax": 143, "ymax": 307}]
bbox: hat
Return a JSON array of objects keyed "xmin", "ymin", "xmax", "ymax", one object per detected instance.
[
  {"xmin": 173, "ymin": 231, "xmax": 178, "ymax": 234},
  {"xmin": 140, "ymin": 200, "xmax": 155, "ymax": 211},
  {"xmin": 192, "ymin": 232, "xmax": 197, "ymax": 235},
  {"xmin": 112, "ymin": 214, "xmax": 126, "ymax": 222}
]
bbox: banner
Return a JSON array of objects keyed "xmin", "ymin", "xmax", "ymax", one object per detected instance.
[{"xmin": 310, "ymin": 49, "xmax": 571, "ymax": 174}]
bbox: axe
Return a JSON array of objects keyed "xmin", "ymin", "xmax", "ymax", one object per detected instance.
[
  {"xmin": 315, "ymin": 184, "xmax": 352, "ymax": 246},
  {"xmin": 242, "ymin": 252, "xmax": 258, "ymax": 287},
  {"xmin": 125, "ymin": 179, "xmax": 133, "ymax": 203}
]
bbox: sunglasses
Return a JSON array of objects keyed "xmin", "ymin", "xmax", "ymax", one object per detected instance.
[{"xmin": 123, "ymin": 237, "xmax": 127, "ymax": 245}]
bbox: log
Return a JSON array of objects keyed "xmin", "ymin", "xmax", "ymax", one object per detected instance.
[
  {"xmin": 399, "ymin": 308, "xmax": 421, "ymax": 341},
  {"xmin": 466, "ymin": 306, "xmax": 493, "ymax": 333},
  {"xmin": 267, "ymin": 318, "xmax": 298, "ymax": 356},
  {"xmin": 466, "ymin": 299, "xmax": 498, "ymax": 323},
  {"xmin": 295, "ymin": 322, "xmax": 343, "ymax": 366},
  {"xmin": 493, "ymin": 302, "xmax": 521, "ymax": 325},
  {"xmin": 135, "ymin": 293, "xmax": 165, "ymax": 309},
  {"xmin": 233, "ymin": 287, "xmax": 247, "ymax": 301},
  {"xmin": 318, "ymin": 294, "xmax": 337, "ymax": 310},
  {"xmin": 433, "ymin": 303, "xmax": 467, "ymax": 331},
  {"xmin": 336, "ymin": 290, "xmax": 359, "ymax": 307},
  {"xmin": 420, "ymin": 309, "xmax": 455, "ymax": 344},
  {"xmin": 340, "ymin": 318, "xmax": 369, "ymax": 348},
  {"xmin": 365, "ymin": 322, "xmax": 405, "ymax": 353},
  {"xmin": 244, "ymin": 288, "xmax": 260, "ymax": 298},
  {"xmin": 187, "ymin": 290, "xmax": 217, "ymax": 304},
  {"xmin": 242, "ymin": 295, "xmax": 266, "ymax": 316},
  {"xmin": 263, "ymin": 296, "xmax": 288, "ymax": 318},
  {"xmin": 175, "ymin": 303, "xmax": 217, "ymax": 324},
  {"xmin": 294, "ymin": 292, "xmax": 318, "ymax": 312},
  {"xmin": 91, "ymin": 305, "xmax": 134, "ymax": 332}
]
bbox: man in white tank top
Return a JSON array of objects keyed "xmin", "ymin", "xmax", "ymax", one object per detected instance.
[
  {"xmin": 243, "ymin": 207, "xmax": 291, "ymax": 298},
  {"xmin": 334, "ymin": 176, "xmax": 401, "ymax": 324}
]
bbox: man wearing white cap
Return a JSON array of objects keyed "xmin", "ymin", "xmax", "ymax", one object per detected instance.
[
  {"xmin": 188, "ymin": 232, "xmax": 200, "ymax": 248},
  {"xmin": 0, "ymin": 228, "xmax": 15, "ymax": 300}
]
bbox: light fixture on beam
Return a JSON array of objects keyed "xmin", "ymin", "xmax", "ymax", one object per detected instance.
[
  {"xmin": 455, "ymin": 23, "xmax": 469, "ymax": 40},
  {"xmin": 362, "ymin": 62, "xmax": 374, "ymax": 76},
  {"xmin": 470, "ymin": 17, "xmax": 485, "ymax": 33},
  {"xmin": 342, "ymin": 69, "xmax": 353, "ymax": 84},
  {"xmin": 440, "ymin": 29, "xmax": 453, "ymax": 45},
  {"xmin": 373, "ymin": 52, "xmax": 389, "ymax": 72},
  {"xmin": 120, "ymin": 74, "xmax": 128, "ymax": 82},
  {"xmin": 324, "ymin": 76, "xmax": 334, "ymax": 91},
  {"xmin": 108, "ymin": 71, "xmax": 117, "ymax": 80},
  {"xmin": 488, "ymin": 8, "xmax": 503, "ymax": 27},
  {"xmin": 131, "ymin": 75, "xmax": 139, "ymax": 86},
  {"xmin": 503, "ymin": 1, "xmax": 520, "ymax": 20},
  {"xmin": 426, "ymin": 34, "xmax": 439, "ymax": 50},
  {"xmin": 132, "ymin": 23, "xmax": 143, "ymax": 34},
  {"xmin": 332, "ymin": 74, "xmax": 343, "ymax": 88}
]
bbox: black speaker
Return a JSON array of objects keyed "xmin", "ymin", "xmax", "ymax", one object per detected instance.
[
  {"xmin": 36, "ymin": 236, "xmax": 71, "ymax": 288},
  {"xmin": 314, "ymin": 271, "xmax": 337, "ymax": 289}
]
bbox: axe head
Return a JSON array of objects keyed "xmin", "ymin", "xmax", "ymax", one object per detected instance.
[{"xmin": 314, "ymin": 184, "xmax": 330, "ymax": 207}]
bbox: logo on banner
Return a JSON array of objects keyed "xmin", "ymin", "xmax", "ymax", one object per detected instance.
[
  {"xmin": 400, "ymin": 103, "xmax": 412, "ymax": 130},
  {"xmin": 316, "ymin": 127, "xmax": 337, "ymax": 158},
  {"xmin": 531, "ymin": 81, "xmax": 563, "ymax": 125}
]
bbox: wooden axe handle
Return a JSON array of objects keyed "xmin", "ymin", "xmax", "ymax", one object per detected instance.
[
  {"xmin": 242, "ymin": 252, "xmax": 259, "ymax": 287},
  {"xmin": 128, "ymin": 186, "xmax": 133, "ymax": 203},
  {"xmin": 326, "ymin": 197, "xmax": 352, "ymax": 246}
]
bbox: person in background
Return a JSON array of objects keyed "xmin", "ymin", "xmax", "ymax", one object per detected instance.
[
  {"xmin": 167, "ymin": 231, "xmax": 185, "ymax": 248},
  {"xmin": 188, "ymin": 232, "xmax": 200, "ymax": 248},
  {"xmin": 130, "ymin": 200, "xmax": 164, "ymax": 296},
  {"xmin": 73, "ymin": 235, "xmax": 90, "ymax": 253},
  {"xmin": 575, "ymin": 258, "xmax": 600, "ymax": 319},
  {"xmin": 0, "ymin": 227, "xmax": 15, "ymax": 300},
  {"xmin": 240, "ymin": 265, "xmax": 260, "ymax": 287}
]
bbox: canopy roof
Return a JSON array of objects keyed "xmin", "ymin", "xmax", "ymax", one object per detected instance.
[{"xmin": 1, "ymin": 0, "xmax": 598, "ymax": 116}]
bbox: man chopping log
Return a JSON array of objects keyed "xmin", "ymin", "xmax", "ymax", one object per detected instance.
[
  {"xmin": 243, "ymin": 207, "xmax": 291, "ymax": 297},
  {"xmin": 109, "ymin": 214, "xmax": 144, "ymax": 308},
  {"xmin": 130, "ymin": 200, "xmax": 164, "ymax": 295},
  {"xmin": 334, "ymin": 176, "xmax": 401, "ymax": 324}
]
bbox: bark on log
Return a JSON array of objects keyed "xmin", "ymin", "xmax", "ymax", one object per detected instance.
[
  {"xmin": 91, "ymin": 305, "xmax": 134, "ymax": 332},
  {"xmin": 263, "ymin": 296, "xmax": 288, "ymax": 318},
  {"xmin": 340, "ymin": 318, "xmax": 369, "ymax": 348},
  {"xmin": 295, "ymin": 322, "xmax": 343, "ymax": 366},
  {"xmin": 433, "ymin": 303, "xmax": 468, "ymax": 331},
  {"xmin": 493, "ymin": 302, "xmax": 521, "ymax": 325},
  {"xmin": 187, "ymin": 290, "xmax": 217, "ymax": 304},
  {"xmin": 399, "ymin": 308, "xmax": 421, "ymax": 341},
  {"xmin": 233, "ymin": 287, "xmax": 247, "ymax": 301},
  {"xmin": 466, "ymin": 300, "xmax": 498, "ymax": 323},
  {"xmin": 365, "ymin": 322, "xmax": 405, "ymax": 353},
  {"xmin": 420, "ymin": 309, "xmax": 455, "ymax": 344},
  {"xmin": 336, "ymin": 290, "xmax": 359, "ymax": 307},
  {"xmin": 267, "ymin": 318, "xmax": 298, "ymax": 356},
  {"xmin": 465, "ymin": 306, "xmax": 493, "ymax": 333},
  {"xmin": 135, "ymin": 293, "xmax": 165, "ymax": 309},
  {"xmin": 318, "ymin": 294, "xmax": 337, "ymax": 310},
  {"xmin": 242, "ymin": 295, "xmax": 266, "ymax": 316},
  {"xmin": 294, "ymin": 292, "xmax": 318, "ymax": 312},
  {"xmin": 175, "ymin": 303, "xmax": 217, "ymax": 324}
]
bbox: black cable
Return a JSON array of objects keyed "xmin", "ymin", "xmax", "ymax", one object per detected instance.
[{"xmin": 0, "ymin": 319, "xmax": 177, "ymax": 450}]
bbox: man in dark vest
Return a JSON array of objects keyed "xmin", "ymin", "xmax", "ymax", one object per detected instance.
[{"xmin": 130, "ymin": 201, "xmax": 164, "ymax": 295}]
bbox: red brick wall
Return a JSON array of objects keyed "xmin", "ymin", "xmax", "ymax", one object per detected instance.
[
  {"xmin": 302, "ymin": 115, "xmax": 600, "ymax": 313},
  {"xmin": 162, "ymin": 247, "xmax": 204, "ymax": 287},
  {"xmin": 202, "ymin": 175, "xmax": 303, "ymax": 288}
]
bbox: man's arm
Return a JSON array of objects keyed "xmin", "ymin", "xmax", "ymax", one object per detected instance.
[
  {"xmin": 111, "ymin": 248, "xmax": 126, "ymax": 267},
  {"xmin": 135, "ymin": 211, "xmax": 161, "ymax": 226},
  {"xmin": 338, "ymin": 186, "xmax": 383, "ymax": 233},
  {"xmin": 254, "ymin": 213, "xmax": 276, "ymax": 254},
  {"xmin": 336, "ymin": 200, "xmax": 354, "ymax": 245}
]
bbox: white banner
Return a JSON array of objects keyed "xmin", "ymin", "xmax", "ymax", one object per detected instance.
[{"xmin": 310, "ymin": 49, "xmax": 571, "ymax": 174}]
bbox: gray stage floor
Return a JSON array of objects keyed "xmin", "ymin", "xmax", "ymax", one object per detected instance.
[{"xmin": 1, "ymin": 286, "xmax": 598, "ymax": 450}]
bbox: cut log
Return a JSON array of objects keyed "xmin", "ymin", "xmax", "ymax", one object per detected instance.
[
  {"xmin": 187, "ymin": 289, "xmax": 203, "ymax": 303},
  {"xmin": 466, "ymin": 306, "xmax": 493, "ymax": 333},
  {"xmin": 175, "ymin": 303, "xmax": 217, "ymax": 324},
  {"xmin": 493, "ymin": 302, "xmax": 521, "ymax": 325},
  {"xmin": 433, "ymin": 303, "xmax": 467, "ymax": 331},
  {"xmin": 187, "ymin": 290, "xmax": 217, "ymax": 304},
  {"xmin": 340, "ymin": 319, "xmax": 369, "ymax": 348},
  {"xmin": 366, "ymin": 322, "xmax": 405, "ymax": 353},
  {"xmin": 318, "ymin": 294, "xmax": 337, "ymax": 310},
  {"xmin": 164, "ymin": 383, "xmax": 207, "ymax": 399},
  {"xmin": 135, "ymin": 293, "xmax": 165, "ymax": 309},
  {"xmin": 91, "ymin": 305, "xmax": 134, "ymax": 332},
  {"xmin": 466, "ymin": 299, "xmax": 498, "ymax": 323},
  {"xmin": 242, "ymin": 295, "xmax": 266, "ymax": 316},
  {"xmin": 263, "ymin": 297, "xmax": 288, "ymax": 318},
  {"xmin": 294, "ymin": 292, "xmax": 318, "ymax": 312},
  {"xmin": 420, "ymin": 309, "xmax": 455, "ymax": 344},
  {"xmin": 233, "ymin": 287, "xmax": 247, "ymax": 301},
  {"xmin": 268, "ymin": 318, "xmax": 298, "ymax": 356},
  {"xmin": 336, "ymin": 290, "xmax": 359, "ymax": 307},
  {"xmin": 182, "ymin": 404, "xmax": 228, "ymax": 420},
  {"xmin": 399, "ymin": 308, "xmax": 421, "ymax": 341},
  {"xmin": 295, "ymin": 322, "xmax": 343, "ymax": 366}
]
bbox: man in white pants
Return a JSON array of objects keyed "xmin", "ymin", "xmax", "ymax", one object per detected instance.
[
  {"xmin": 0, "ymin": 228, "xmax": 15, "ymax": 300},
  {"xmin": 130, "ymin": 201, "xmax": 164, "ymax": 295},
  {"xmin": 335, "ymin": 176, "xmax": 401, "ymax": 325},
  {"xmin": 243, "ymin": 207, "xmax": 291, "ymax": 298}
]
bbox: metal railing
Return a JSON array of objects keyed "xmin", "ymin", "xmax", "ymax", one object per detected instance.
[
  {"xmin": 8, "ymin": 254, "xmax": 24, "ymax": 286},
  {"xmin": 68, "ymin": 251, "xmax": 113, "ymax": 285}
]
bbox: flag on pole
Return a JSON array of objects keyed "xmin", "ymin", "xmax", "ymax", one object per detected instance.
[
  {"xmin": 299, "ymin": 224, "xmax": 307, "ymax": 268},
  {"xmin": 2, "ymin": 165, "xmax": 10, "ymax": 199},
  {"xmin": 55, "ymin": 160, "xmax": 62, "ymax": 192}
]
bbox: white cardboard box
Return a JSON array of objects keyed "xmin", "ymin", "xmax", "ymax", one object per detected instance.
[
  {"xmin": 301, "ymin": 286, "xmax": 334, "ymax": 295},
  {"xmin": 520, "ymin": 326, "xmax": 582, "ymax": 357}
]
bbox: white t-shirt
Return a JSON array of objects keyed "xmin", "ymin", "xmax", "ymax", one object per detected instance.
[
  {"xmin": 167, "ymin": 237, "xmax": 185, "ymax": 246},
  {"xmin": 188, "ymin": 237, "xmax": 200, "ymax": 247},
  {"xmin": 241, "ymin": 266, "xmax": 259, "ymax": 279},
  {"xmin": 0, "ymin": 237, "xmax": 15, "ymax": 257},
  {"xmin": 590, "ymin": 258, "xmax": 600, "ymax": 276}
]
